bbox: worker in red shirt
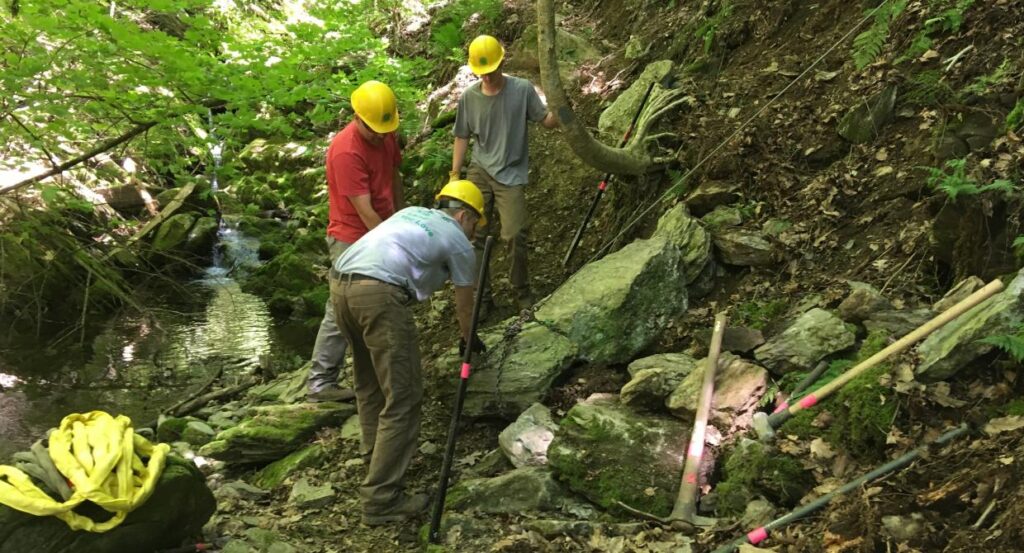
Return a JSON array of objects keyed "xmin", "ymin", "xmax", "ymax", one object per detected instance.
[{"xmin": 308, "ymin": 80, "xmax": 404, "ymax": 402}]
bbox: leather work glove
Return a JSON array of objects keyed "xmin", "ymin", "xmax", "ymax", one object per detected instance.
[
  {"xmin": 459, "ymin": 333, "xmax": 486, "ymax": 356},
  {"xmin": 448, "ymin": 169, "xmax": 461, "ymax": 182}
]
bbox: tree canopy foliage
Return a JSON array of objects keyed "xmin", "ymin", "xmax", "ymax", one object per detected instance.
[{"xmin": 1, "ymin": 0, "xmax": 428, "ymax": 194}]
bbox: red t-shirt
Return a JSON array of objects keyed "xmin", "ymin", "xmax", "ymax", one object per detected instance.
[{"xmin": 326, "ymin": 121, "xmax": 401, "ymax": 243}]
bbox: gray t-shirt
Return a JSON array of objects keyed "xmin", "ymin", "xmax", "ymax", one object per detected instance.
[
  {"xmin": 333, "ymin": 206, "xmax": 476, "ymax": 301},
  {"xmin": 453, "ymin": 76, "xmax": 548, "ymax": 186}
]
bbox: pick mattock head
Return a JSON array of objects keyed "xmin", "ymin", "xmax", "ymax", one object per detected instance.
[{"xmin": 752, "ymin": 412, "xmax": 775, "ymax": 441}]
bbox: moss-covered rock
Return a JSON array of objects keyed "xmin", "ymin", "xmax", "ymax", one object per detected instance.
[
  {"xmin": 548, "ymin": 396, "xmax": 688, "ymax": 518},
  {"xmin": 151, "ymin": 213, "xmax": 197, "ymax": 252},
  {"xmin": 0, "ymin": 456, "xmax": 214, "ymax": 553},
  {"xmin": 837, "ymin": 85, "xmax": 897, "ymax": 144},
  {"xmin": 446, "ymin": 467, "xmax": 594, "ymax": 517},
  {"xmin": 917, "ymin": 268, "xmax": 1024, "ymax": 381},
  {"xmin": 156, "ymin": 416, "xmax": 191, "ymax": 443},
  {"xmin": 251, "ymin": 444, "xmax": 326, "ymax": 489},
  {"xmin": 498, "ymin": 403, "xmax": 558, "ymax": 468},
  {"xmin": 535, "ymin": 203, "xmax": 710, "ymax": 364},
  {"xmin": 666, "ymin": 352, "xmax": 768, "ymax": 426},
  {"xmin": 713, "ymin": 439, "xmax": 813, "ymax": 517},
  {"xmin": 463, "ymin": 321, "xmax": 579, "ymax": 418},
  {"xmin": 598, "ymin": 60, "xmax": 674, "ymax": 139},
  {"xmin": 185, "ymin": 216, "xmax": 219, "ymax": 256},
  {"xmin": 199, "ymin": 402, "xmax": 354, "ymax": 464},
  {"xmin": 754, "ymin": 308, "xmax": 856, "ymax": 374}
]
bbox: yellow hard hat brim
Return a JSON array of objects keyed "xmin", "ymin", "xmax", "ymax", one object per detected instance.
[
  {"xmin": 362, "ymin": 112, "xmax": 400, "ymax": 134},
  {"xmin": 469, "ymin": 60, "xmax": 502, "ymax": 76}
]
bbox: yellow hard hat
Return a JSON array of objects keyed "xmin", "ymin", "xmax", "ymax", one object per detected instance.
[
  {"xmin": 351, "ymin": 80, "xmax": 400, "ymax": 134},
  {"xmin": 468, "ymin": 35, "xmax": 504, "ymax": 76},
  {"xmin": 436, "ymin": 180, "xmax": 486, "ymax": 226}
]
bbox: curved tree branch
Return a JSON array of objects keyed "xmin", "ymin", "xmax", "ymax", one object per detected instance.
[
  {"xmin": 0, "ymin": 121, "xmax": 157, "ymax": 196},
  {"xmin": 537, "ymin": 0, "xmax": 655, "ymax": 175}
]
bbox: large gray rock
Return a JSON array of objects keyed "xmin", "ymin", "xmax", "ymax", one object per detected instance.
[
  {"xmin": 535, "ymin": 204, "xmax": 710, "ymax": 364},
  {"xmin": 701, "ymin": 205, "xmax": 744, "ymax": 228},
  {"xmin": 288, "ymin": 478, "xmax": 334, "ymax": 509},
  {"xmin": 932, "ymin": 276, "xmax": 985, "ymax": 313},
  {"xmin": 463, "ymin": 322, "xmax": 578, "ymax": 418},
  {"xmin": 864, "ymin": 308, "xmax": 933, "ymax": 338},
  {"xmin": 754, "ymin": 308, "xmax": 856, "ymax": 374},
  {"xmin": 838, "ymin": 85, "xmax": 897, "ymax": 144},
  {"xmin": 498, "ymin": 403, "xmax": 559, "ymax": 468},
  {"xmin": 446, "ymin": 467, "xmax": 595, "ymax": 517},
  {"xmin": 620, "ymin": 354, "xmax": 699, "ymax": 411},
  {"xmin": 198, "ymin": 403, "xmax": 354, "ymax": 464},
  {"xmin": 712, "ymin": 228, "xmax": 775, "ymax": 266},
  {"xmin": 626, "ymin": 352, "xmax": 701, "ymax": 378},
  {"xmin": 598, "ymin": 60, "xmax": 674, "ymax": 139},
  {"xmin": 916, "ymin": 270, "xmax": 1024, "ymax": 381},
  {"xmin": 685, "ymin": 180, "xmax": 741, "ymax": 216},
  {"xmin": 0, "ymin": 457, "xmax": 214, "ymax": 553},
  {"xmin": 837, "ymin": 281, "xmax": 891, "ymax": 322},
  {"xmin": 548, "ymin": 396, "xmax": 688, "ymax": 518},
  {"xmin": 666, "ymin": 352, "xmax": 768, "ymax": 427}
]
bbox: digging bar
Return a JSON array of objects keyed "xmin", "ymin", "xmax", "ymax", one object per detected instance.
[
  {"xmin": 428, "ymin": 236, "xmax": 495, "ymax": 544},
  {"xmin": 753, "ymin": 279, "xmax": 1004, "ymax": 440},
  {"xmin": 670, "ymin": 312, "xmax": 728, "ymax": 526},
  {"xmin": 562, "ymin": 79, "xmax": 659, "ymax": 268},
  {"xmin": 711, "ymin": 423, "xmax": 970, "ymax": 553}
]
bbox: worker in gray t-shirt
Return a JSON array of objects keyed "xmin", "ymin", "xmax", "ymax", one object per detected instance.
[
  {"xmin": 329, "ymin": 180, "xmax": 487, "ymax": 526},
  {"xmin": 451, "ymin": 34, "xmax": 559, "ymax": 315}
]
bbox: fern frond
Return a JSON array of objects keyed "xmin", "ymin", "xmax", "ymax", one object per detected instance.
[
  {"xmin": 980, "ymin": 179, "xmax": 1018, "ymax": 196},
  {"xmin": 980, "ymin": 333, "xmax": 1024, "ymax": 363},
  {"xmin": 851, "ymin": 0, "xmax": 908, "ymax": 69}
]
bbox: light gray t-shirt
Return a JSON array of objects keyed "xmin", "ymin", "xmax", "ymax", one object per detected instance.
[
  {"xmin": 453, "ymin": 76, "xmax": 548, "ymax": 186},
  {"xmin": 333, "ymin": 206, "xmax": 476, "ymax": 301}
]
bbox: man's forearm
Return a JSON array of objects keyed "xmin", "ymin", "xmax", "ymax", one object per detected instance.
[
  {"xmin": 541, "ymin": 111, "xmax": 559, "ymax": 129},
  {"xmin": 452, "ymin": 137, "xmax": 469, "ymax": 174}
]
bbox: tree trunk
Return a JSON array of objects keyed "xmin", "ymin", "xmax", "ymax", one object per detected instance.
[{"xmin": 536, "ymin": 0, "xmax": 653, "ymax": 175}]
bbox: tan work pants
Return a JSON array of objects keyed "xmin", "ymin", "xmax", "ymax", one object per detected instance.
[
  {"xmin": 466, "ymin": 164, "xmax": 530, "ymax": 300},
  {"xmin": 330, "ymin": 276, "xmax": 422, "ymax": 512}
]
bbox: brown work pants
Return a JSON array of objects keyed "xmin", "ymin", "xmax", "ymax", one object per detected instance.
[
  {"xmin": 467, "ymin": 164, "xmax": 530, "ymax": 300},
  {"xmin": 330, "ymin": 277, "xmax": 422, "ymax": 513}
]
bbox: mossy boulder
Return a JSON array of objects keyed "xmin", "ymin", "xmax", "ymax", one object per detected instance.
[
  {"xmin": 251, "ymin": 444, "xmax": 326, "ymax": 490},
  {"xmin": 199, "ymin": 402, "xmax": 354, "ymax": 464},
  {"xmin": 156, "ymin": 416, "xmax": 191, "ymax": 443},
  {"xmin": 0, "ymin": 456, "xmax": 214, "ymax": 553},
  {"xmin": 463, "ymin": 322, "xmax": 579, "ymax": 418},
  {"xmin": 754, "ymin": 308, "xmax": 856, "ymax": 374},
  {"xmin": 598, "ymin": 60, "xmax": 674, "ymax": 139},
  {"xmin": 445, "ymin": 467, "xmax": 593, "ymax": 517},
  {"xmin": 185, "ymin": 216, "xmax": 219, "ymax": 256},
  {"xmin": 620, "ymin": 353, "xmax": 699, "ymax": 411},
  {"xmin": 713, "ymin": 439, "xmax": 813, "ymax": 517},
  {"xmin": 666, "ymin": 352, "xmax": 768, "ymax": 427},
  {"xmin": 548, "ymin": 396, "xmax": 688, "ymax": 518},
  {"xmin": 498, "ymin": 403, "xmax": 559, "ymax": 468},
  {"xmin": 916, "ymin": 268, "xmax": 1024, "ymax": 382},
  {"xmin": 151, "ymin": 213, "xmax": 197, "ymax": 252},
  {"xmin": 684, "ymin": 180, "xmax": 741, "ymax": 216},
  {"xmin": 535, "ymin": 203, "xmax": 710, "ymax": 364}
]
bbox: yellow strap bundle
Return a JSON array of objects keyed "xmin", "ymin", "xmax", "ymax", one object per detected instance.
[{"xmin": 0, "ymin": 411, "xmax": 170, "ymax": 532}]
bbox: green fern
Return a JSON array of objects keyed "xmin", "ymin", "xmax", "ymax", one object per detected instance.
[
  {"xmin": 897, "ymin": 0, "xmax": 974, "ymax": 64},
  {"xmin": 962, "ymin": 59, "xmax": 1014, "ymax": 97},
  {"xmin": 1007, "ymin": 99, "xmax": 1024, "ymax": 132},
  {"xmin": 979, "ymin": 179, "xmax": 1018, "ymax": 197},
  {"xmin": 980, "ymin": 325, "xmax": 1024, "ymax": 363},
  {"xmin": 904, "ymin": 69, "xmax": 954, "ymax": 106},
  {"xmin": 852, "ymin": 0, "xmax": 908, "ymax": 70}
]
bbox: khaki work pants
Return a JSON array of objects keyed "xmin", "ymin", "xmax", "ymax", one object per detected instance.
[
  {"xmin": 466, "ymin": 164, "xmax": 530, "ymax": 300},
  {"xmin": 330, "ymin": 277, "xmax": 422, "ymax": 512}
]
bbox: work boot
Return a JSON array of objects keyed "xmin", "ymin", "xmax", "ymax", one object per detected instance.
[
  {"xmin": 307, "ymin": 386, "xmax": 355, "ymax": 403},
  {"xmin": 362, "ymin": 492, "xmax": 430, "ymax": 526}
]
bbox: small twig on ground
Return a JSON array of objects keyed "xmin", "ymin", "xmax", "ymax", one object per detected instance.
[{"xmin": 163, "ymin": 365, "xmax": 224, "ymax": 418}]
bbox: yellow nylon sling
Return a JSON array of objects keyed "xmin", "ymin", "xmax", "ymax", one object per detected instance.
[{"xmin": 0, "ymin": 411, "xmax": 170, "ymax": 532}]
